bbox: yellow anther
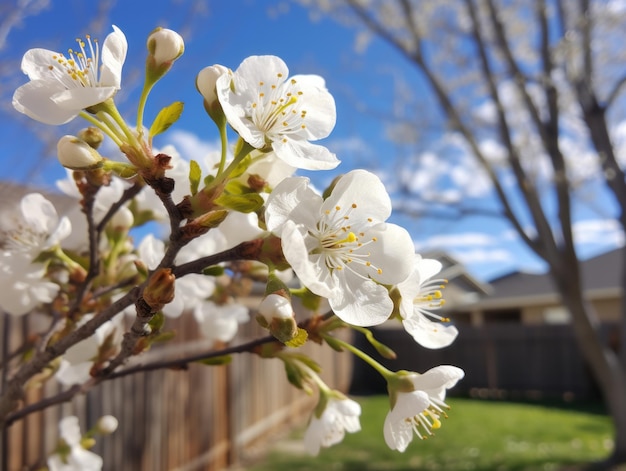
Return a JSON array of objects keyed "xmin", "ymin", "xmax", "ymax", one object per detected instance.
[
  {"xmin": 372, "ymin": 237, "xmax": 378, "ymax": 242},
  {"xmin": 277, "ymin": 73, "xmax": 283, "ymax": 77},
  {"xmin": 352, "ymin": 203, "xmax": 357, "ymax": 208},
  {"xmin": 291, "ymin": 78, "xmax": 296, "ymax": 84},
  {"xmin": 377, "ymin": 268, "xmax": 383, "ymax": 274},
  {"xmin": 335, "ymin": 205, "xmax": 341, "ymax": 211}
]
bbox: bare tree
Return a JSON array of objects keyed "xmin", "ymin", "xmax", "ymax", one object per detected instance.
[{"xmin": 297, "ymin": 0, "xmax": 626, "ymax": 468}]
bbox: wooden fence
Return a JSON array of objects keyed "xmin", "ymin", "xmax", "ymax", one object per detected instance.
[
  {"xmin": 1, "ymin": 308, "xmax": 353, "ymax": 471},
  {"xmin": 350, "ymin": 323, "xmax": 613, "ymax": 401}
]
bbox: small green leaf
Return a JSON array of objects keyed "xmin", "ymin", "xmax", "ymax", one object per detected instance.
[
  {"xmin": 202, "ymin": 265, "xmax": 225, "ymax": 277},
  {"xmin": 196, "ymin": 355, "xmax": 232, "ymax": 366},
  {"xmin": 285, "ymin": 328, "xmax": 308, "ymax": 348},
  {"xmin": 225, "ymin": 180, "xmax": 253, "ymax": 195},
  {"xmin": 214, "ymin": 192, "xmax": 264, "ymax": 213},
  {"xmin": 148, "ymin": 311, "xmax": 165, "ymax": 331},
  {"xmin": 149, "ymin": 101, "xmax": 184, "ymax": 137},
  {"xmin": 189, "ymin": 160, "xmax": 201, "ymax": 195}
]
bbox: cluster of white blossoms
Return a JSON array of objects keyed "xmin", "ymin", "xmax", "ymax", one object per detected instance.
[{"xmin": 5, "ymin": 25, "xmax": 464, "ymax": 467}]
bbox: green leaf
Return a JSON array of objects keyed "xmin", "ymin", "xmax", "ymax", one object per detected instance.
[
  {"xmin": 214, "ymin": 192, "xmax": 264, "ymax": 213},
  {"xmin": 148, "ymin": 311, "xmax": 165, "ymax": 331},
  {"xmin": 149, "ymin": 101, "xmax": 184, "ymax": 137},
  {"xmin": 284, "ymin": 361, "xmax": 305, "ymax": 390},
  {"xmin": 224, "ymin": 180, "xmax": 253, "ymax": 195},
  {"xmin": 202, "ymin": 265, "xmax": 225, "ymax": 277},
  {"xmin": 196, "ymin": 355, "xmax": 232, "ymax": 366},
  {"xmin": 285, "ymin": 328, "xmax": 308, "ymax": 348},
  {"xmin": 189, "ymin": 160, "xmax": 201, "ymax": 195}
]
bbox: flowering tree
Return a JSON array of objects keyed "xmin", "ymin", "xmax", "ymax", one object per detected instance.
[
  {"xmin": 296, "ymin": 0, "xmax": 626, "ymax": 468},
  {"xmin": 0, "ymin": 25, "xmax": 463, "ymax": 468}
]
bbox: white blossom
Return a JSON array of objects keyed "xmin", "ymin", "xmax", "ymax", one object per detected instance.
[
  {"xmin": 384, "ymin": 366, "xmax": 464, "ymax": 452},
  {"xmin": 265, "ymin": 169, "xmax": 414, "ymax": 326},
  {"xmin": 304, "ymin": 395, "xmax": 361, "ymax": 455},
  {"xmin": 397, "ymin": 255, "xmax": 459, "ymax": 349},
  {"xmin": 0, "ymin": 193, "xmax": 71, "ymax": 315},
  {"xmin": 13, "ymin": 25, "xmax": 127, "ymax": 125},
  {"xmin": 47, "ymin": 416, "xmax": 103, "ymax": 471},
  {"xmin": 193, "ymin": 301, "xmax": 249, "ymax": 345},
  {"xmin": 216, "ymin": 55, "xmax": 339, "ymax": 170},
  {"xmin": 55, "ymin": 314, "xmax": 122, "ymax": 386}
]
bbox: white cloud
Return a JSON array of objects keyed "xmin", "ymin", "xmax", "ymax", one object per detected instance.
[
  {"xmin": 573, "ymin": 218, "xmax": 624, "ymax": 246},
  {"xmin": 450, "ymin": 248, "xmax": 515, "ymax": 265},
  {"xmin": 415, "ymin": 232, "xmax": 497, "ymax": 249},
  {"xmin": 163, "ymin": 129, "xmax": 220, "ymax": 165}
]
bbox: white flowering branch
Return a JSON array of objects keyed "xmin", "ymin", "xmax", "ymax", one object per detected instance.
[{"xmin": 2, "ymin": 24, "xmax": 465, "ymax": 468}]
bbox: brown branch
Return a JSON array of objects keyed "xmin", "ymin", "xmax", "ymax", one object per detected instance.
[
  {"xmin": 96, "ymin": 181, "xmax": 144, "ymax": 233},
  {"xmin": 106, "ymin": 335, "xmax": 276, "ymax": 380}
]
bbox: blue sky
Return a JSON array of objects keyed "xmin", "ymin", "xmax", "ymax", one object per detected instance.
[{"xmin": 1, "ymin": 0, "xmax": 623, "ymax": 282}]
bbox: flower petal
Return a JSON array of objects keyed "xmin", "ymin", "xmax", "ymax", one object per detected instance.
[
  {"xmin": 12, "ymin": 80, "xmax": 78, "ymax": 125},
  {"xmin": 52, "ymin": 86, "xmax": 118, "ymax": 110},
  {"xmin": 280, "ymin": 221, "xmax": 337, "ymax": 299},
  {"xmin": 271, "ymin": 138, "xmax": 339, "ymax": 170},
  {"xmin": 321, "ymin": 169, "xmax": 392, "ymax": 225},
  {"xmin": 99, "ymin": 25, "xmax": 128, "ymax": 87},
  {"xmin": 329, "ymin": 274, "xmax": 393, "ymax": 326},
  {"xmin": 363, "ymin": 223, "xmax": 415, "ymax": 285},
  {"xmin": 411, "ymin": 365, "xmax": 465, "ymax": 394},
  {"xmin": 265, "ymin": 177, "xmax": 322, "ymax": 234},
  {"xmin": 402, "ymin": 316, "xmax": 459, "ymax": 349}
]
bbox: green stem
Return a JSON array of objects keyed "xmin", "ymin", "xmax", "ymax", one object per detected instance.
[
  {"xmin": 53, "ymin": 247, "xmax": 84, "ymax": 273},
  {"xmin": 216, "ymin": 121, "xmax": 229, "ymax": 176},
  {"xmin": 321, "ymin": 333, "xmax": 394, "ymax": 380},
  {"xmin": 208, "ymin": 139, "xmax": 255, "ymax": 190},
  {"xmin": 136, "ymin": 80, "xmax": 155, "ymax": 139},
  {"xmin": 97, "ymin": 99, "xmax": 141, "ymax": 149}
]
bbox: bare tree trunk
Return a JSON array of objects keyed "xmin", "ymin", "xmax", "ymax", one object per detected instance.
[{"xmin": 556, "ymin": 271, "xmax": 626, "ymax": 469}]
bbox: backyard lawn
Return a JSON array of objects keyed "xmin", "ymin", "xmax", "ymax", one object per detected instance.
[{"xmin": 246, "ymin": 396, "xmax": 619, "ymax": 471}]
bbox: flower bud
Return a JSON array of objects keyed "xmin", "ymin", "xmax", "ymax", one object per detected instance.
[
  {"xmin": 96, "ymin": 415, "xmax": 119, "ymax": 435},
  {"xmin": 57, "ymin": 135, "xmax": 104, "ymax": 170},
  {"xmin": 77, "ymin": 127, "xmax": 104, "ymax": 149},
  {"xmin": 196, "ymin": 65, "xmax": 229, "ymax": 125},
  {"xmin": 259, "ymin": 293, "xmax": 293, "ymax": 321},
  {"xmin": 109, "ymin": 206, "xmax": 134, "ymax": 232},
  {"xmin": 196, "ymin": 64, "xmax": 228, "ymax": 105},
  {"xmin": 145, "ymin": 28, "xmax": 184, "ymax": 84},
  {"xmin": 143, "ymin": 268, "xmax": 176, "ymax": 312},
  {"xmin": 257, "ymin": 293, "xmax": 298, "ymax": 343},
  {"xmin": 147, "ymin": 27, "xmax": 184, "ymax": 66}
]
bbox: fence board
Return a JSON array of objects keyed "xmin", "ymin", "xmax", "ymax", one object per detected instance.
[{"xmin": 350, "ymin": 323, "xmax": 607, "ymax": 401}]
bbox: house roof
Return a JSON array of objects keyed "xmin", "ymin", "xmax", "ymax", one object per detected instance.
[{"xmin": 469, "ymin": 247, "xmax": 623, "ymax": 309}]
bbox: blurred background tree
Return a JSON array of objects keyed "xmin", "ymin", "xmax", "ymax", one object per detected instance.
[{"xmin": 296, "ymin": 0, "xmax": 626, "ymax": 468}]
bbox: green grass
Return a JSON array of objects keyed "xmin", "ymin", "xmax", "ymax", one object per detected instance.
[{"xmin": 247, "ymin": 397, "xmax": 617, "ymax": 471}]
